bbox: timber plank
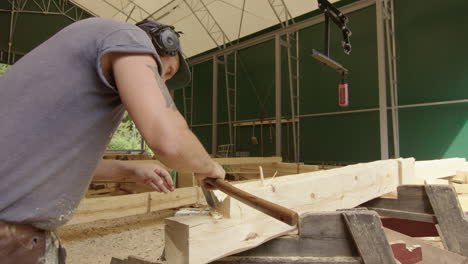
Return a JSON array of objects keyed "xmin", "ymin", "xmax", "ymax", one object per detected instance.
[
  {"xmin": 454, "ymin": 184, "xmax": 468, "ymax": 194},
  {"xmin": 415, "ymin": 158, "xmax": 466, "ymax": 180},
  {"xmin": 165, "ymin": 159, "xmax": 399, "ymax": 264}
]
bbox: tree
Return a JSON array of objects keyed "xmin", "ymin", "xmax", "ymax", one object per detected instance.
[
  {"xmin": 0, "ymin": 63, "xmax": 10, "ymax": 77},
  {"xmin": 108, "ymin": 112, "xmax": 151, "ymax": 153}
]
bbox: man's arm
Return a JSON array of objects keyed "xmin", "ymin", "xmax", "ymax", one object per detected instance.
[{"xmin": 110, "ymin": 53, "xmax": 224, "ymax": 186}]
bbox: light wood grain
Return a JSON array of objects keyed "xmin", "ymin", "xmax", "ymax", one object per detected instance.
[{"xmin": 165, "ymin": 159, "xmax": 400, "ymax": 264}]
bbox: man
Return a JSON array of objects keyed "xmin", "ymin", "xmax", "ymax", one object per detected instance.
[{"xmin": 0, "ymin": 17, "xmax": 225, "ymax": 263}]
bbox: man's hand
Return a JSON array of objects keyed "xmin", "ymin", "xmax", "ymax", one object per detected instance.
[
  {"xmin": 194, "ymin": 162, "xmax": 226, "ymax": 190},
  {"xmin": 93, "ymin": 160, "xmax": 174, "ymax": 193},
  {"xmin": 129, "ymin": 163, "xmax": 175, "ymax": 193}
]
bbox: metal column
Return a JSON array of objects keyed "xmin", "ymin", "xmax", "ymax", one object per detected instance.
[
  {"xmin": 275, "ymin": 35, "xmax": 282, "ymax": 157},
  {"xmin": 212, "ymin": 56, "xmax": 218, "ymax": 155},
  {"xmin": 383, "ymin": 0, "xmax": 400, "ymax": 158},
  {"xmin": 376, "ymin": 0, "xmax": 389, "ymax": 160},
  {"xmin": 285, "ymin": 32, "xmax": 300, "ymax": 162},
  {"xmin": 268, "ymin": 0, "xmax": 299, "ymax": 161}
]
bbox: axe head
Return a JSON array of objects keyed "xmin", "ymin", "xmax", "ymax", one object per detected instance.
[{"xmin": 201, "ymin": 187, "xmax": 220, "ymax": 209}]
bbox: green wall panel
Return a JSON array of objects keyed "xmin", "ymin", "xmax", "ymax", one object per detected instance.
[
  {"xmin": 300, "ymin": 111, "xmax": 380, "ymax": 164},
  {"xmin": 216, "ymin": 55, "xmax": 228, "ymax": 123},
  {"xmin": 395, "ymin": 0, "xmax": 468, "ymax": 105},
  {"xmin": 217, "ymin": 124, "xmax": 230, "ymax": 146},
  {"xmin": 192, "ymin": 126, "xmax": 212, "ymax": 153},
  {"xmin": 173, "ymin": 88, "xmax": 184, "ymax": 114},
  {"xmin": 236, "ymin": 40, "xmax": 276, "ymax": 120},
  {"xmin": 192, "ymin": 60, "xmax": 213, "ymax": 125},
  {"xmin": 399, "ymin": 103, "xmax": 468, "ymax": 160},
  {"xmin": 395, "ymin": 0, "xmax": 468, "ymax": 160}
]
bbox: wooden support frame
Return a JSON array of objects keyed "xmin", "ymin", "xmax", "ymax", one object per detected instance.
[
  {"xmin": 164, "ymin": 159, "xmax": 399, "ymax": 264},
  {"xmin": 363, "ymin": 185, "xmax": 468, "ymax": 257},
  {"xmin": 343, "ymin": 211, "xmax": 397, "ymax": 264},
  {"xmin": 215, "ymin": 210, "xmax": 397, "ymax": 264}
]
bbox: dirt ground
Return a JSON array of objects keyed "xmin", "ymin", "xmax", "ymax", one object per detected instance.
[{"xmin": 58, "ymin": 210, "xmax": 175, "ymax": 264}]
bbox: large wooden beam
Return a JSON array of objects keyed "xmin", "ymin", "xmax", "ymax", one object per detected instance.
[
  {"xmin": 165, "ymin": 160, "xmax": 400, "ymax": 264},
  {"xmin": 67, "ymin": 187, "xmax": 202, "ymax": 225},
  {"xmin": 415, "ymin": 158, "xmax": 466, "ymax": 180}
]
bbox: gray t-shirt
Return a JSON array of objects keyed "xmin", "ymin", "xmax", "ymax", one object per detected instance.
[{"xmin": 0, "ymin": 18, "xmax": 162, "ymax": 230}]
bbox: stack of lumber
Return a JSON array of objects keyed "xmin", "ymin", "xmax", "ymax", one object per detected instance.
[{"xmin": 63, "ymin": 156, "xmax": 468, "ymax": 264}]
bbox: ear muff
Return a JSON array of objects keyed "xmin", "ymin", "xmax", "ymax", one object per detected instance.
[
  {"xmin": 151, "ymin": 25, "xmax": 180, "ymax": 57},
  {"xmin": 136, "ymin": 19, "xmax": 181, "ymax": 57}
]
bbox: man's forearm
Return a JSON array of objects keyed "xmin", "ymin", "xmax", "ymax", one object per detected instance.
[
  {"xmin": 154, "ymin": 128, "xmax": 216, "ymax": 174},
  {"xmin": 93, "ymin": 160, "xmax": 134, "ymax": 181}
]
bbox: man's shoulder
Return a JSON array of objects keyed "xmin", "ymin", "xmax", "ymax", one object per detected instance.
[{"xmin": 66, "ymin": 17, "xmax": 141, "ymax": 34}]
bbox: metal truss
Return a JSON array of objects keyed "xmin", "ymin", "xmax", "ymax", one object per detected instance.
[
  {"xmin": 0, "ymin": 0, "xmax": 89, "ymax": 64},
  {"xmin": 182, "ymin": 0, "xmax": 235, "ymax": 152},
  {"xmin": 183, "ymin": 0, "xmax": 231, "ymax": 48},
  {"xmin": 101, "ymin": 0, "xmax": 151, "ymax": 23},
  {"xmin": 267, "ymin": 0, "xmax": 295, "ymax": 27},
  {"xmin": 3, "ymin": 0, "xmax": 88, "ymax": 21}
]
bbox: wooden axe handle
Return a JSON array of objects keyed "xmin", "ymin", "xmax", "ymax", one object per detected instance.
[{"xmin": 204, "ymin": 178, "xmax": 298, "ymax": 226}]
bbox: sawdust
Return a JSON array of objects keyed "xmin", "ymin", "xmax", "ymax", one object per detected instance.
[{"xmin": 57, "ymin": 210, "xmax": 175, "ymax": 264}]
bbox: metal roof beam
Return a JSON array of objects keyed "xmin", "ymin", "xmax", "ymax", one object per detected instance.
[
  {"xmin": 188, "ymin": 0, "xmax": 374, "ymax": 65},
  {"xmin": 183, "ymin": 0, "xmax": 231, "ymax": 49},
  {"xmin": 267, "ymin": 0, "xmax": 294, "ymax": 28}
]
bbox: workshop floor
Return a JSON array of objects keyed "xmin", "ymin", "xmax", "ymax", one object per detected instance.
[{"xmin": 58, "ymin": 210, "xmax": 174, "ymax": 264}]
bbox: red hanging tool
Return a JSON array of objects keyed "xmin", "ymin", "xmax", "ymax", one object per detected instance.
[{"xmin": 339, "ymin": 73, "xmax": 349, "ymax": 107}]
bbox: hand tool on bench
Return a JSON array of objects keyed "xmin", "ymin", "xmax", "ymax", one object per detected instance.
[{"xmin": 202, "ymin": 177, "xmax": 299, "ymax": 226}]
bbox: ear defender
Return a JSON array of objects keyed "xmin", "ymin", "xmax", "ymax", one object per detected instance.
[{"xmin": 136, "ymin": 19, "xmax": 182, "ymax": 57}]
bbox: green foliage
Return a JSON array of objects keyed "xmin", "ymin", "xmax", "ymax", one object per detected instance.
[
  {"xmin": 108, "ymin": 112, "xmax": 151, "ymax": 152},
  {"xmin": 0, "ymin": 64, "xmax": 10, "ymax": 77}
]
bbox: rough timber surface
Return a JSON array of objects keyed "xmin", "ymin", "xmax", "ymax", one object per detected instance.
[{"xmin": 165, "ymin": 159, "xmax": 400, "ymax": 264}]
